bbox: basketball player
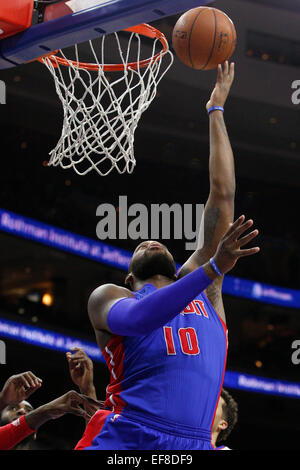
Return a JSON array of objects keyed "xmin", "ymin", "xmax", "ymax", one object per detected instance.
[
  {"xmin": 212, "ymin": 388, "xmax": 238, "ymax": 450},
  {"xmin": 76, "ymin": 61, "xmax": 260, "ymax": 450},
  {"xmin": 0, "ymin": 371, "xmax": 95, "ymax": 450},
  {"xmin": 0, "ymin": 371, "xmax": 41, "ymax": 450}
]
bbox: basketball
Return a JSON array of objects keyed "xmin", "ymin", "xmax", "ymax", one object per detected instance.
[{"xmin": 172, "ymin": 7, "xmax": 237, "ymax": 70}]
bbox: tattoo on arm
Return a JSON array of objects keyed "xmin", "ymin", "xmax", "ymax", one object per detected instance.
[
  {"xmin": 217, "ymin": 115, "xmax": 228, "ymax": 138},
  {"xmin": 203, "ymin": 206, "xmax": 221, "ymax": 247},
  {"xmin": 205, "ymin": 282, "xmax": 221, "ymax": 306},
  {"xmin": 205, "ymin": 281, "xmax": 226, "ymax": 323}
]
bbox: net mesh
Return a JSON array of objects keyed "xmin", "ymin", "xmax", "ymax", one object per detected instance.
[{"xmin": 41, "ymin": 28, "xmax": 173, "ymax": 176}]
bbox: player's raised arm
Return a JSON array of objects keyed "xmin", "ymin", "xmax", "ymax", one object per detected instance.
[
  {"xmin": 88, "ymin": 216, "xmax": 259, "ymax": 337},
  {"xmin": 178, "ymin": 62, "xmax": 236, "ymax": 321}
]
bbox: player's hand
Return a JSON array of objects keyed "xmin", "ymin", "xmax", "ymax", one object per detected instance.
[
  {"xmin": 42, "ymin": 390, "xmax": 96, "ymax": 421},
  {"xmin": 213, "ymin": 215, "xmax": 260, "ymax": 274},
  {"xmin": 66, "ymin": 348, "xmax": 95, "ymax": 396},
  {"xmin": 206, "ymin": 61, "xmax": 234, "ymax": 110},
  {"xmin": 25, "ymin": 391, "xmax": 104, "ymax": 430},
  {"xmin": 0, "ymin": 372, "xmax": 42, "ymax": 408}
]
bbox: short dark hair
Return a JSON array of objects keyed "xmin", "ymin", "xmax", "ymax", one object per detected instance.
[{"xmin": 217, "ymin": 388, "xmax": 238, "ymax": 443}]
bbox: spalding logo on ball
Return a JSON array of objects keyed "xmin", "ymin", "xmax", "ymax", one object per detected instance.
[{"xmin": 172, "ymin": 7, "xmax": 237, "ymax": 70}]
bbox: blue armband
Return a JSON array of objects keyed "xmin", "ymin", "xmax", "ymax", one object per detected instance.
[
  {"xmin": 207, "ymin": 106, "xmax": 224, "ymax": 115},
  {"xmin": 209, "ymin": 257, "xmax": 223, "ymax": 277}
]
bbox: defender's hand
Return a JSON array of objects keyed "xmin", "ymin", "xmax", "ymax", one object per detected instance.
[
  {"xmin": 42, "ymin": 390, "xmax": 93, "ymax": 420},
  {"xmin": 25, "ymin": 390, "xmax": 102, "ymax": 429},
  {"xmin": 206, "ymin": 61, "xmax": 235, "ymax": 110},
  {"xmin": 0, "ymin": 372, "xmax": 42, "ymax": 408},
  {"xmin": 213, "ymin": 215, "xmax": 260, "ymax": 274},
  {"xmin": 66, "ymin": 348, "xmax": 95, "ymax": 395}
]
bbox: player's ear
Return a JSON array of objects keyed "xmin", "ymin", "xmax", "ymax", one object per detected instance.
[
  {"xmin": 218, "ymin": 419, "xmax": 228, "ymax": 432},
  {"xmin": 125, "ymin": 273, "xmax": 133, "ymax": 289}
]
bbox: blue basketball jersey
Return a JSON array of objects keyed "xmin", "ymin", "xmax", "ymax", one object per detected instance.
[{"xmin": 101, "ymin": 282, "xmax": 228, "ymax": 436}]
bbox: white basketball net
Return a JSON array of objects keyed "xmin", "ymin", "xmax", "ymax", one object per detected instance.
[{"xmin": 41, "ymin": 28, "xmax": 173, "ymax": 176}]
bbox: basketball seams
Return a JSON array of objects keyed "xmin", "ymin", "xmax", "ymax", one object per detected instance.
[
  {"xmin": 173, "ymin": 7, "xmax": 236, "ymax": 70},
  {"xmin": 188, "ymin": 7, "xmax": 208, "ymax": 68},
  {"xmin": 201, "ymin": 8, "xmax": 217, "ymax": 70},
  {"xmin": 226, "ymin": 18, "xmax": 237, "ymax": 62}
]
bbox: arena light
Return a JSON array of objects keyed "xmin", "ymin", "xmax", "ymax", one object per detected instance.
[
  {"xmin": 42, "ymin": 292, "xmax": 53, "ymax": 307},
  {"xmin": 27, "ymin": 292, "xmax": 40, "ymax": 303}
]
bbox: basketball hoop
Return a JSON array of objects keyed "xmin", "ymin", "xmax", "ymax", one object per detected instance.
[{"xmin": 38, "ymin": 24, "xmax": 173, "ymax": 176}]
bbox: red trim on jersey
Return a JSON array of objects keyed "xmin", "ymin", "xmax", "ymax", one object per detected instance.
[
  {"xmin": 0, "ymin": 415, "xmax": 34, "ymax": 450},
  {"xmin": 102, "ymin": 335, "xmax": 127, "ymax": 413},
  {"xmin": 201, "ymin": 291, "xmax": 228, "ymax": 450},
  {"xmin": 74, "ymin": 410, "xmax": 113, "ymax": 450},
  {"xmin": 211, "ymin": 337, "xmax": 228, "ymax": 449}
]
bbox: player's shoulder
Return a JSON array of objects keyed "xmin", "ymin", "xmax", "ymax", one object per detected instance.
[
  {"xmin": 88, "ymin": 283, "xmax": 133, "ymax": 330},
  {"xmin": 89, "ymin": 283, "xmax": 132, "ymax": 303}
]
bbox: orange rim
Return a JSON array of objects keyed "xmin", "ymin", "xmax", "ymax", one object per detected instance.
[{"xmin": 37, "ymin": 23, "xmax": 169, "ymax": 71}]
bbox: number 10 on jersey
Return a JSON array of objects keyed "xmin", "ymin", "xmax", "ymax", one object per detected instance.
[{"xmin": 163, "ymin": 326, "xmax": 200, "ymax": 356}]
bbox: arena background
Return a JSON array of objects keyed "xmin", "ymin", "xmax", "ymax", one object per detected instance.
[{"xmin": 1, "ymin": 0, "xmax": 300, "ymax": 450}]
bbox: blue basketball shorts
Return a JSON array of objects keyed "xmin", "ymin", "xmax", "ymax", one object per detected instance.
[{"xmin": 75, "ymin": 409, "xmax": 214, "ymax": 451}]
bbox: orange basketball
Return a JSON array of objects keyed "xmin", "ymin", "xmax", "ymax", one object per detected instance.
[{"xmin": 172, "ymin": 7, "xmax": 237, "ymax": 70}]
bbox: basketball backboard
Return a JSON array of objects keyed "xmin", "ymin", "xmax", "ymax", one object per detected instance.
[{"xmin": 0, "ymin": 0, "xmax": 211, "ymax": 70}]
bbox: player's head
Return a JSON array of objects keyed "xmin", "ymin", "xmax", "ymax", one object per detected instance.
[
  {"xmin": 125, "ymin": 241, "xmax": 176, "ymax": 288},
  {"xmin": 0, "ymin": 400, "xmax": 37, "ymax": 449},
  {"xmin": 213, "ymin": 389, "xmax": 238, "ymax": 444},
  {"xmin": 0, "ymin": 400, "xmax": 34, "ymax": 426}
]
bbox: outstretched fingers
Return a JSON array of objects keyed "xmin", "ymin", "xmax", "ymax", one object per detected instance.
[
  {"xmin": 225, "ymin": 216, "xmax": 260, "ymax": 258},
  {"xmin": 229, "ymin": 61, "xmax": 235, "ymax": 80},
  {"xmin": 217, "ymin": 63, "xmax": 223, "ymax": 83},
  {"xmin": 236, "ymin": 246, "xmax": 260, "ymax": 257},
  {"xmin": 218, "ymin": 61, "xmax": 234, "ymax": 81},
  {"xmin": 223, "ymin": 60, "xmax": 229, "ymax": 76},
  {"xmin": 227, "ymin": 218, "xmax": 254, "ymax": 242},
  {"xmin": 235, "ymin": 227, "xmax": 260, "ymax": 258},
  {"xmin": 224, "ymin": 215, "xmax": 245, "ymax": 238},
  {"xmin": 237, "ymin": 229, "xmax": 259, "ymax": 248}
]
